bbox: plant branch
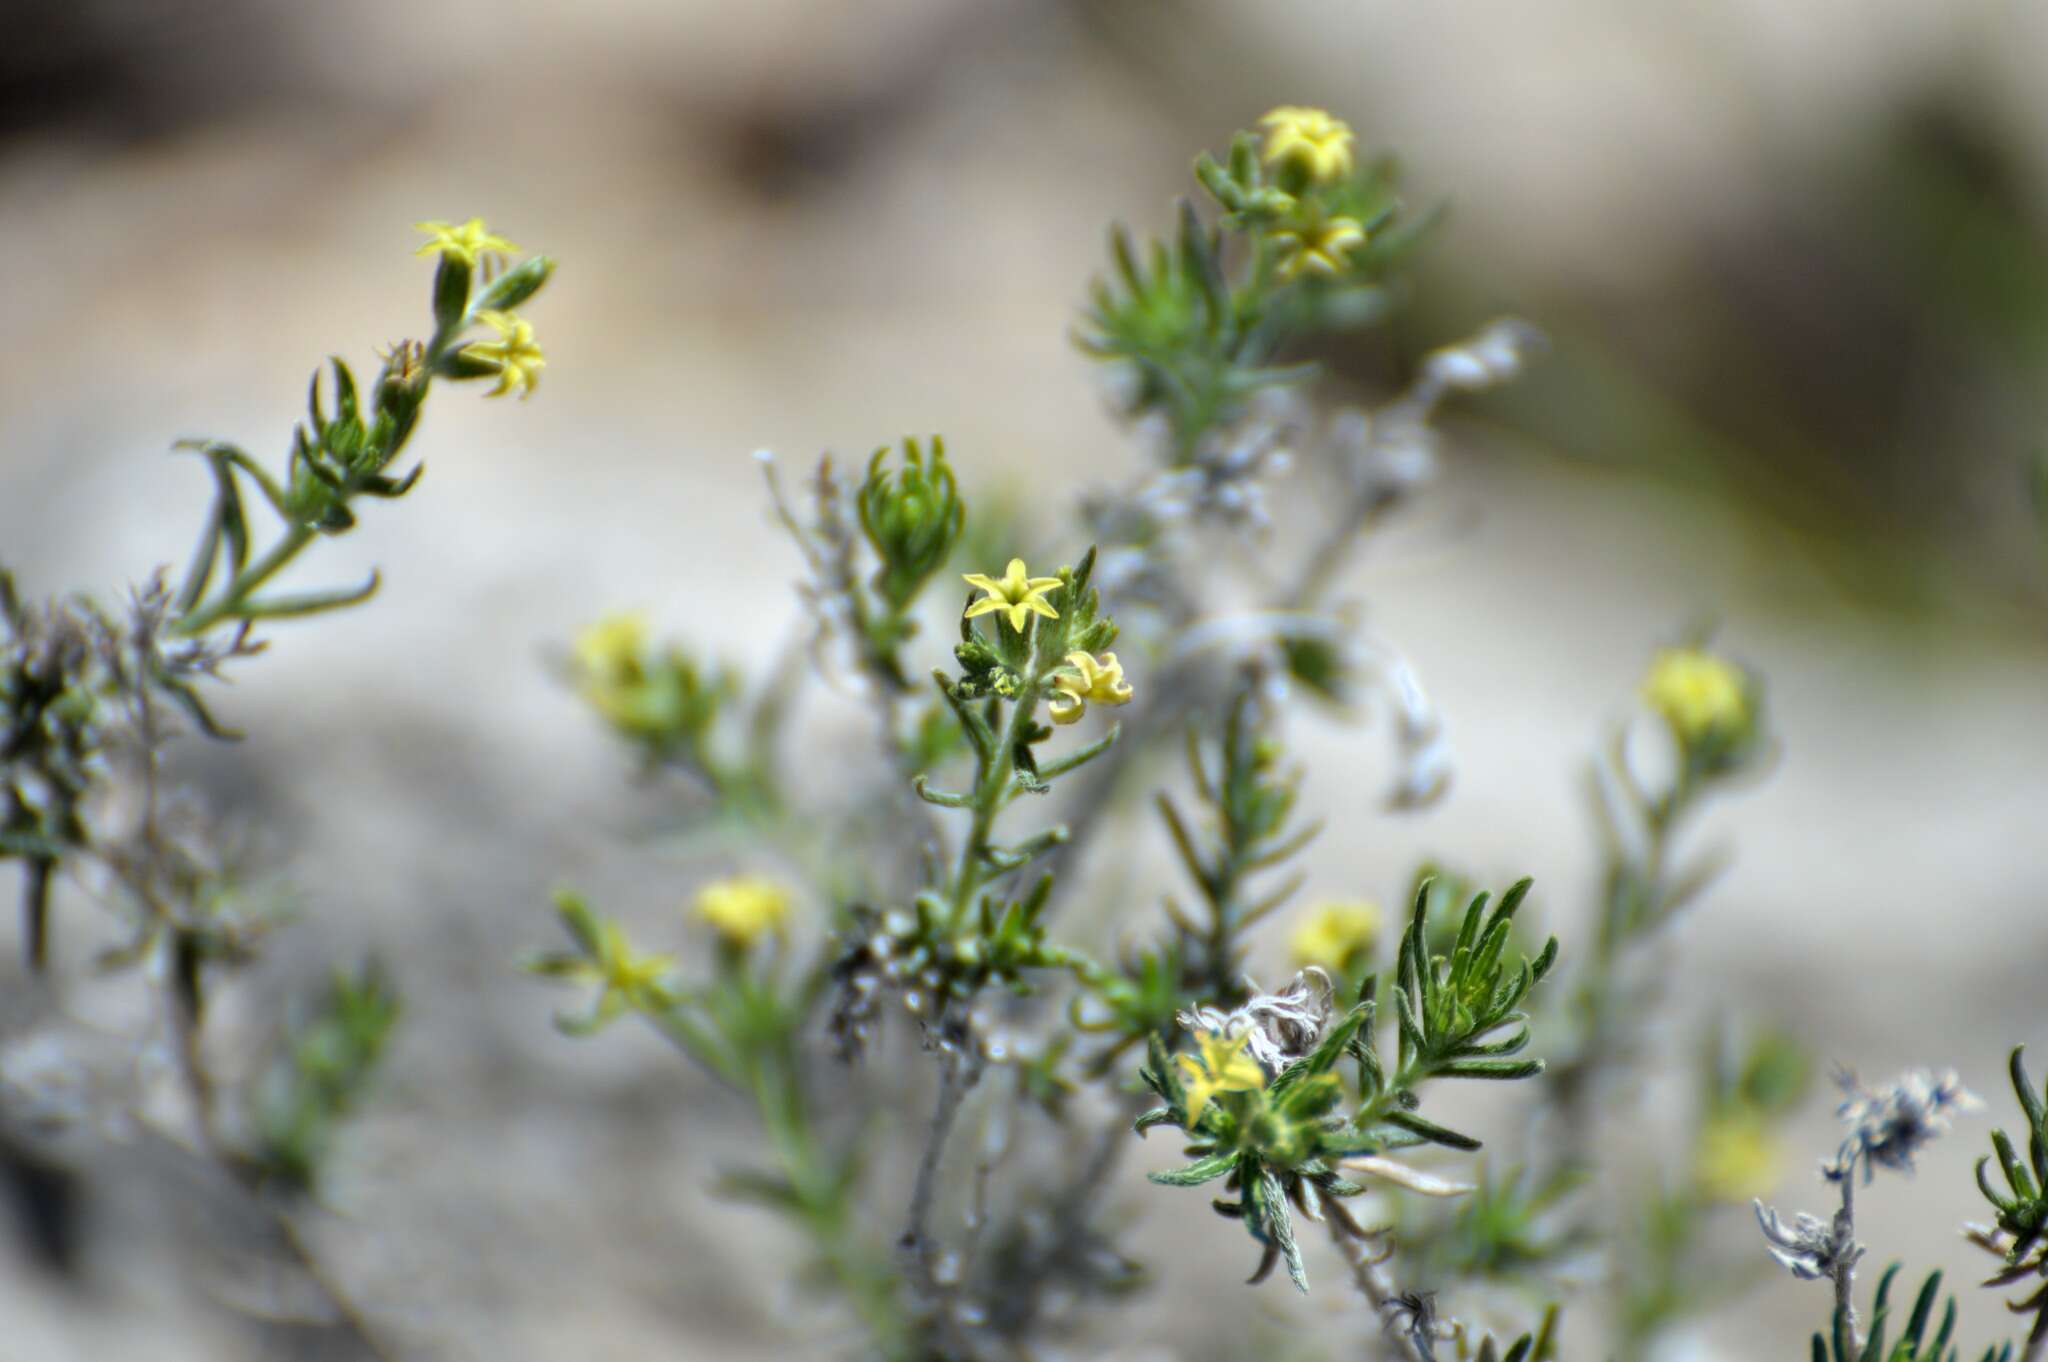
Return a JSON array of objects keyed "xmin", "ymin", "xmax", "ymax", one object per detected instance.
[{"xmin": 1326, "ymin": 1212, "xmax": 1436, "ymax": 1362}]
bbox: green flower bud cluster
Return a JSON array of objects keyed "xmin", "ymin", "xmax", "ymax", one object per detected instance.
[{"xmin": 858, "ymin": 436, "xmax": 965, "ymax": 618}]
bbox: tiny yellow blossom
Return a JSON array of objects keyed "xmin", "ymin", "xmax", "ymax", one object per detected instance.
[
  {"xmin": 1048, "ymin": 650, "xmax": 1134, "ymax": 725},
  {"xmin": 1271, "ymin": 215, "xmax": 1366, "ymax": 281},
  {"xmin": 414, "ymin": 216, "xmax": 519, "ymax": 265},
  {"xmin": 1290, "ymin": 899, "xmax": 1381, "ymax": 971},
  {"xmin": 694, "ymin": 874, "xmax": 792, "ymax": 948},
  {"xmin": 963, "ymin": 558, "xmax": 1061, "ymax": 633},
  {"xmin": 1642, "ymin": 646, "xmax": 1750, "ymax": 746},
  {"xmin": 1259, "ymin": 106, "xmax": 1356, "ymax": 184},
  {"xmin": 572, "ymin": 610, "xmax": 649, "ymax": 728},
  {"xmin": 574, "ymin": 611, "xmax": 647, "ymax": 684},
  {"xmin": 1693, "ymin": 1110, "xmax": 1781, "ymax": 1202},
  {"xmin": 586, "ymin": 920, "xmax": 677, "ymax": 1024},
  {"xmin": 1177, "ymin": 1027, "xmax": 1266, "ymax": 1126},
  {"xmin": 462, "ymin": 309, "xmax": 546, "ymax": 398}
]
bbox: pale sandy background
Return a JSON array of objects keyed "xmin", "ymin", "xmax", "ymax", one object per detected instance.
[{"xmin": 4, "ymin": 3, "xmax": 2048, "ymax": 1360}]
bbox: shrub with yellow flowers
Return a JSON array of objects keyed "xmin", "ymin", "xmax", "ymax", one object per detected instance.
[{"xmin": 10, "ymin": 98, "xmax": 2033, "ymax": 1362}]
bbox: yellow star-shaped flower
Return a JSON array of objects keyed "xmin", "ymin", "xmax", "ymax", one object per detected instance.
[
  {"xmin": 1048, "ymin": 650, "xmax": 1134, "ymax": 725},
  {"xmin": 587, "ymin": 920, "xmax": 677, "ymax": 1025},
  {"xmin": 694, "ymin": 874, "xmax": 792, "ymax": 948},
  {"xmin": 1642, "ymin": 647, "xmax": 1750, "ymax": 745},
  {"xmin": 462, "ymin": 309, "xmax": 546, "ymax": 398},
  {"xmin": 1259, "ymin": 106, "xmax": 1356, "ymax": 184},
  {"xmin": 963, "ymin": 558, "xmax": 1061, "ymax": 633},
  {"xmin": 1271, "ymin": 215, "xmax": 1366, "ymax": 281},
  {"xmin": 1176, "ymin": 1027, "xmax": 1266, "ymax": 1126},
  {"xmin": 414, "ymin": 216, "xmax": 519, "ymax": 266}
]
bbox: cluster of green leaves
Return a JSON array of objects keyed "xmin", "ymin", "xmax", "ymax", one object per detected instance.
[
  {"xmin": 1812, "ymin": 1265, "xmax": 2013, "ymax": 1362},
  {"xmin": 1074, "ymin": 689, "xmax": 1318, "ymax": 1070},
  {"xmin": 1158, "ymin": 690, "xmax": 1320, "ymax": 997},
  {"xmin": 575, "ymin": 624, "xmax": 786, "ymax": 817},
  {"xmin": 1079, "ymin": 133, "xmax": 1429, "ymax": 464},
  {"xmin": 1136, "ymin": 996, "xmax": 1374, "ymax": 1291},
  {"xmin": 250, "ymin": 962, "xmax": 401, "ymax": 1192},
  {"xmin": 1138, "ymin": 879, "xmax": 1559, "ymax": 1294},
  {"xmin": 0, "ymin": 573, "xmax": 97, "ymax": 968},
  {"xmin": 1379, "ymin": 879, "xmax": 1557, "ymax": 1111},
  {"xmin": 1973, "ymin": 1048, "xmax": 2048, "ymax": 1351},
  {"xmin": 170, "ymin": 248, "xmax": 553, "ymax": 641}
]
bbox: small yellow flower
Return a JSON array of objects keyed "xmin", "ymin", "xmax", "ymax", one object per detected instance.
[
  {"xmin": 414, "ymin": 216, "xmax": 519, "ymax": 265},
  {"xmin": 694, "ymin": 874, "xmax": 792, "ymax": 948},
  {"xmin": 1259, "ymin": 106, "xmax": 1356, "ymax": 184},
  {"xmin": 963, "ymin": 558, "xmax": 1061, "ymax": 633},
  {"xmin": 572, "ymin": 610, "xmax": 648, "ymax": 727},
  {"xmin": 1694, "ymin": 1110, "xmax": 1782, "ymax": 1202},
  {"xmin": 1271, "ymin": 215, "xmax": 1366, "ymax": 281},
  {"xmin": 1048, "ymin": 650, "xmax": 1134, "ymax": 725},
  {"xmin": 1290, "ymin": 899, "xmax": 1381, "ymax": 971},
  {"xmin": 1642, "ymin": 646, "xmax": 1750, "ymax": 746},
  {"xmin": 462, "ymin": 309, "xmax": 546, "ymax": 398},
  {"xmin": 1177, "ymin": 1027, "xmax": 1267, "ymax": 1126},
  {"xmin": 574, "ymin": 611, "xmax": 647, "ymax": 683},
  {"xmin": 586, "ymin": 920, "xmax": 677, "ymax": 1024}
]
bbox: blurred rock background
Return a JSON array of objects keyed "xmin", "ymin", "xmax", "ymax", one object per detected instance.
[{"xmin": 3, "ymin": 2, "xmax": 2048, "ymax": 1359}]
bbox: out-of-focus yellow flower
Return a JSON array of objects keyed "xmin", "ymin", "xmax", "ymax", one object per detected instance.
[
  {"xmin": 1177, "ymin": 1027, "xmax": 1266, "ymax": 1126},
  {"xmin": 580, "ymin": 920, "xmax": 676, "ymax": 1024},
  {"xmin": 694, "ymin": 874, "xmax": 792, "ymax": 948},
  {"xmin": 1694, "ymin": 1110, "xmax": 1781, "ymax": 1202},
  {"xmin": 1259, "ymin": 106, "xmax": 1356, "ymax": 184},
  {"xmin": 462, "ymin": 310, "xmax": 546, "ymax": 398},
  {"xmin": 573, "ymin": 610, "xmax": 648, "ymax": 727},
  {"xmin": 1290, "ymin": 899, "xmax": 1381, "ymax": 971},
  {"xmin": 575, "ymin": 611, "xmax": 647, "ymax": 683},
  {"xmin": 1643, "ymin": 647, "xmax": 1750, "ymax": 746},
  {"xmin": 1271, "ymin": 215, "xmax": 1366, "ymax": 281},
  {"xmin": 1048, "ymin": 650, "xmax": 1133, "ymax": 725},
  {"xmin": 963, "ymin": 558, "xmax": 1061, "ymax": 633},
  {"xmin": 414, "ymin": 216, "xmax": 519, "ymax": 265}
]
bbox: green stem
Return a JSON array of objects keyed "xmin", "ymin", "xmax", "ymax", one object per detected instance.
[
  {"xmin": 747, "ymin": 1054, "xmax": 910, "ymax": 1361},
  {"xmin": 945, "ymin": 673, "xmax": 1042, "ymax": 931},
  {"xmin": 173, "ymin": 523, "xmax": 315, "ymax": 637}
]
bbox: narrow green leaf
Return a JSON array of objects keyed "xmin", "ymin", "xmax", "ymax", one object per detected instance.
[
  {"xmin": 1148, "ymin": 1151, "xmax": 1238, "ymax": 1186},
  {"xmin": 1382, "ymin": 1108, "xmax": 1481, "ymax": 1151},
  {"xmin": 233, "ymin": 571, "xmax": 381, "ymax": 620}
]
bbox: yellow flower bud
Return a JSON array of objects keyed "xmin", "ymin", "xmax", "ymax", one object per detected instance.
[
  {"xmin": 1642, "ymin": 647, "xmax": 1751, "ymax": 747},
  {"xmin": 1259, "ymin": 106, "xmax": 1356, "ymax": 184},
  {"xmin": 693, "ymin": 874, "xmax": 792, "ymax": 948}
]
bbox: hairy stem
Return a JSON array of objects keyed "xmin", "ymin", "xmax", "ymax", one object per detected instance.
[
  {"xmin": 1832, "ymin": 1167, "xmax": 1862, "ymax": 1362},
  {"xmin": 1326, "ymin": 1213, "xmax": 1435, "ymax": 1362},
  {"xmin": 900, "ymin": 1044, "xmax": 978, "ymax": 1291}
]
